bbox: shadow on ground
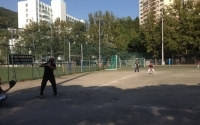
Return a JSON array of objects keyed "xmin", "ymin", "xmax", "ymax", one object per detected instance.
[{"xmin": 0, "ymin": 82, "xmax": 200, "ymax": 125}]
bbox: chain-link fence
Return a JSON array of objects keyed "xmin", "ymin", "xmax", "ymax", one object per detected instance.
[
  {"xmin": 0, "ymin": 29, "xmax": 127, "ymax": 83},
  {"xmin": 172, "ymin": 54, "xmax": 200, "ymax": 65},
  {"xmin": 1, "ymin": 28, "xmax": 200, "ymax": 82}
]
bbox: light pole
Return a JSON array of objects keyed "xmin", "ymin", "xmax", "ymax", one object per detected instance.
[
  {"xmin": 8, "ymin": 27, "xmax": 14, "ymax": 54},
  {"xmin": 81, "ymin": 44, "xmax": 83, "ymax": 72},
  {"xmin": 161, "ymin": 10, "xmax": 165, "ymax": 65},
  {"xmin": 98, "ymin": 18, "xmax": 101, "ymax": 67},
  {"xmin": 32, "ymin": 33, "xmax": 36, "ymax": 58},
  {"xmin": 50, "ymin": 24, "xmax": 53, "ymax": 57},
  {"xmin": 64, "ymin": 36, "xmax": 65, "ymax": 61},
  {"xmin": 68, "ymin": 39, "xmax": 71, "ymax": 62}
]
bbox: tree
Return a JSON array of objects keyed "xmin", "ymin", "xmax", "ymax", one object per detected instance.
[
  {"xmin": 164, "ymin": 0, "xmax": 200, "ymax": 56},
  {"xmin": 86, "ymin": 11, "xmax": 137, "ymax": 61},
  {"xmin": 119, "ymin": 17, "xmax": 143, "ymax": 53},
  {"xmin": 17, "ymin": 18, "xmax": 73, "ymax": 61},
  {"xmin": 140, "ymin": 10, "xmax": 161, "ymax": 63},
  {"xmin": 0, "ymin": 7, "xmax": 18, "ymax": 28}
]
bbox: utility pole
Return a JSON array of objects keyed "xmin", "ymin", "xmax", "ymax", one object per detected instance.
[
  {"xmin": 98, "ymin": 18, "xmax": 101, "ymax": 68},
  {"xmin": 69, "ymin": 40, "xmax": 71, "ymax": 62},
  {"xmin": 161, "ymin": 9, "xmax": 165, "ymax": 65},
  {"xmin": 50, "ymin": 25, "xmax": 53, "ymax": 57},
  {"xmin": 81, "ymin": 44, "xmax": 83, "ymax": 72},
  {"xmin": 64, "ymin": 36, "xmax": 65, "ymax": 61}
]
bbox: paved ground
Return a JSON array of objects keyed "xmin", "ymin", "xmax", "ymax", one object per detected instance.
[{"xmin": 0, "ymin": 66, "xmax": 200, "ymax": 125}]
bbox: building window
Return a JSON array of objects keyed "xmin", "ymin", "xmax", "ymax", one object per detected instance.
[
  {"xmin": 26, "ymin": 19, "xmax": 28, "ymax": 23},
  {"xmin": 26, "ymin": 14, "xmax": 28, "ymax": 18},
  {"xmin": 26, "ymin": 9, "xmax": 28, "ymax": 12},
  {"xmin": 26, "ymin": 3, "xmax": 28, "ymax": 7}
]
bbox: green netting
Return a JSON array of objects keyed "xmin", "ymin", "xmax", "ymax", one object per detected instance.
[
  {"xmin": 121, "ymin": 58, "xmax": 145, "ymax": 67},
  {"xmin": 105, "ymin": 55, "xmax": 121, "ymax": 70}
]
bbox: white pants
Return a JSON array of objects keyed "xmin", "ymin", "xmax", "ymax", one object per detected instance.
[
  {"xmin": 148, "ymin": 68, "xmax": 155, "ymax": 74},
  {"xmin": 0, "ymin": 94, "xmax": 7, "ymax": 101}
]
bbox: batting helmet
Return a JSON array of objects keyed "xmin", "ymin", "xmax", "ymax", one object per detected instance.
[{"xmin": 48, "ymin": 57, "xmax": 55, "ymax": 62}]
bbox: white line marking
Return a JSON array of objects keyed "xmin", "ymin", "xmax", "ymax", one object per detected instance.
[
  {"xmin": 132, "ymin": 105, "xmax": 200, "ymax": 113},
  {"xmin": 95, "ymin": 74, "xmax": 134, "ymax": 89},
  {"xmin": 120, "ymin": 75, "xmax": 133, "ymax": 80},
  {"xmin": 110, "ymin": 103, "xmax": 200, "ymax": 113}
]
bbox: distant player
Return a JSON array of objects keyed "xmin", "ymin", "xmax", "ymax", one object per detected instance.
[
  {"xmin": 197, "ymin": 61, "xmax": 200, "ymax": 68},
  {"xmin": 134, "ymin": 60, "xmax": 139, "ymax": 72},
  {"xmin": 147, "ymin": 62, "xmax": 155, "ymax": 74}
]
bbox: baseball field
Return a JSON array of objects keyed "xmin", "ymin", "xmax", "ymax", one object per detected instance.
[{"xmin": 0, "ymin": 65, "xmax": 200, "ymax": 125}]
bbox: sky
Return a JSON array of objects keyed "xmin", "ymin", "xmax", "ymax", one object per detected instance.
[{"xmin": 0, "ymin": 0, "xmax": 139, "ymax": 20}]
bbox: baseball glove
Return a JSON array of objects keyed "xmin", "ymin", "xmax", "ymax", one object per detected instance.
[{"xmin": 9, "ymin": 80, "xmax": 16, "ymax": 88}]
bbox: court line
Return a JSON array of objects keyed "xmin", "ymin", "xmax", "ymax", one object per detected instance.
[
  {"xmin": 132, "ymin": 105, "xmax": 200, "ymax": 113},
  {"xmin": 94, "ymin": 74, "xmax": 134, "ymax": 89},
  {"xmin": 106, "ymin": 103, "xmax": 200, "ymax": 113}
]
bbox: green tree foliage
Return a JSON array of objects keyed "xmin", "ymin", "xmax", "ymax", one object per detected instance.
[
  {"xmin": 119, "ymin": 17, "xmax": 143, "ymax": 53},
  {"xmin": 0, "ymin": 7, "xmax": 18, "ymax": 28},
  {"xmin": 140, "ymin": 10, "xmax": 161, "ymax": 62},
  {"xmin": 193, "ymin": 0, "xmax": 200, "ymax": 51},
  {"xmin": 70, "ymin": 21, "xmax": 86, "ymax": 42},
  {"xmin": 86, "ymin": 11, "xmax": 139, "ymax": 60},
  {"xmin": 3, "ymin": 1, "xmax": 200, "ymax": 62},
  {"xmin": 51, "ymin": 18, "xmax": 71, "ymax": 60},
  {"xmin": 164, "ymin": 0, "xmax": 200, "ymax": 55},
  {"xmin": 0, "ymin": 7, "xmax": 18, "ymax": 40},
  {"xmin": 139, "ymin": 0, "xmax": 200, "ymax": 60},
  {"xmin": 17, "ymin": 18, "xmax": 72, "ymax": 61},
  {"xmin": 0, "ymin": 7, "xmax": 141, "ymax": 62}
]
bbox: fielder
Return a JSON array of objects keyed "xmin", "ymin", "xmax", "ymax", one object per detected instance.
[
  {"xmin": 197, "ymin": 61, "xmax": 200, "ymax": 68},
  {"xmin": 147, "ymin": 62, "xmax": 155, "ymax": 74}
]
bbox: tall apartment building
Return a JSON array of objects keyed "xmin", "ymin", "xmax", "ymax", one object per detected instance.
[
  {"xmin": 139, "ymin": 0, "xmax": 175, "ymax": 25},
  {"xmin": 18, "ymin": 0, "xmax": 82, "ymax": 28}
]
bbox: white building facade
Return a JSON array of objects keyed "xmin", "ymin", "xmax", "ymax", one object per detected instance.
[
  {"xmin": 51, "ymin": 0, "xmax": 66, "ymax": 22},
  {"xmin": 18, "ymin": 0, "xmax": 82, "ymax": 28},
  {"xmin": 139, "ymin": 0, "xmax": 197, "ymax": 25},
  {"xmin": 139, "ymin": 0, "xmax": 175, "ymax": 25}
]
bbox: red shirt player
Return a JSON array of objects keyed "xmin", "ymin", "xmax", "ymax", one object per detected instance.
[
  {"xmin": 197, "ymin": 61, "xmax": 200, "ymax": 68},
  {"xmin": 147, "ymin": 62, "xmax": 155, "ymax": 74}
]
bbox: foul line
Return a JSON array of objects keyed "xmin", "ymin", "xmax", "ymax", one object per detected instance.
[
  {"xmin": 94, "ymin": 74, "xmax": 134, "ymax": 89},
  {"xmin": 132, "ymin": 105, "xmax": 200, "ymax": 113},
  {"xmin": 110, "ymin": 103, "xmax": 200, "ymax": 113}
]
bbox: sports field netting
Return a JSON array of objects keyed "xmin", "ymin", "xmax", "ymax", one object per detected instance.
[
  {"xmin": 121, "ymin": 58, "xmax": 145, "ymax": 67},
  {"xmin": 105, "ymin": 55, "xmax": 121, "ymax": 70}
]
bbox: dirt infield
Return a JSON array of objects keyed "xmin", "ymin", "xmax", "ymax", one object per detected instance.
[{"xmin": 0, "ymin": 65, "xmax": 200, "ymax": 125}]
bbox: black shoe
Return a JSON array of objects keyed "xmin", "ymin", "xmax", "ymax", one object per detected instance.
[
  {"xmin": 54, "ymin": 94, "xmax": 58, "ymax": 97},
  {"xmin": 38, "ymin": 95, "xmax": 45, "ymax": 98}
]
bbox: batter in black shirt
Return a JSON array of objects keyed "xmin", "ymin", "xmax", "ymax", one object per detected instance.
[{"xmin": 39, "ymin": 58, "xmax": 57, "ymax": 98}]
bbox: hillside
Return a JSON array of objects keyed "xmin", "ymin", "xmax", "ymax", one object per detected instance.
[{"xmin": 0, "ymin": 7, "xmax": 18, "ymax": 28}]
